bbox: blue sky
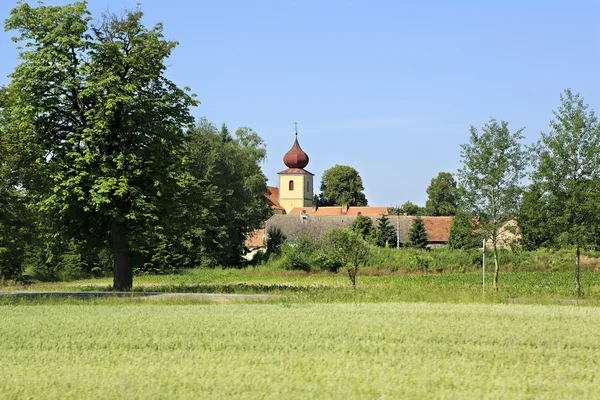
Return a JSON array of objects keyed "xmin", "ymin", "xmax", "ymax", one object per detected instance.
[{"xmin": 1, "ymin": 1, "xmax": 599, "ymax": 206}]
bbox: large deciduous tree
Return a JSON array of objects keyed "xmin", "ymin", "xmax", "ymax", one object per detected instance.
[
  {"xmin": 317, "ymin": 165, "xmax": 368, "ymax": 206},
  {"xmin": 0, "ymin": 86, "xmax": 34, "ymax": 281},
  {"xmin": 424, "ymin": 172, "xmax": 459, "ymax": 216},
  {"xmin": 174, "ymin": 119, "xmax": 272, "ymax": 268},
  {"xmin": 532, "ymin": 90, "xmax": 600, "ymax": 296},
  {"xmin": 458, "ymin": 118, "xmax": 527, "ymax": 291},
  {"xmin": 5, "ymin": 2, "xmax": 197, "ymax": 289}
]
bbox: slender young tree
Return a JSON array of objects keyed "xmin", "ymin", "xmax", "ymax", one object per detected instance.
[
  {"xmin": 5, "ymin": 3, "xmax": 197, "ymax": 289},
  {"xmin": 532, "ymin": 89, "xmax": 600, "ymax": 296},
  {"xmin": 458, "ymin": 118, "xmax": 527, "ymax": 291}
]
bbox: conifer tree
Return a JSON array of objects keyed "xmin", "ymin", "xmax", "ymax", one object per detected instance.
[
  {"xmin": 409, "ymin": 217, "xmax": 429, "ymax": 249},
  {"xmin": 375, "ymin": 214, "xmax": 396, "ymax": 247}
]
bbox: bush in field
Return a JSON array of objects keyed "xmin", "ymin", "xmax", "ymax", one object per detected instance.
[
  {"xmin": 311, "ymin": 249, "xmax": 343, "ymax": 272},
  {"xmin": 279, "ymin": 244, "xmax": 311, "ymax": 272},
  {"xmin": 321, "ymin": 228, "xmax": 370, "ymax": 287},
  {"xmin": 351, "ymin": 214, "xmax": 376, "ymax": 242}
]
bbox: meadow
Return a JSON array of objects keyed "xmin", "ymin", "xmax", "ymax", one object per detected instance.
[
  {"xmin": 3, "ymin": 266, "xmax": 600, "ymax": 398},
  {"xmin": 2, "ymin": 302, "xmax": 600, "ymax": 399}
]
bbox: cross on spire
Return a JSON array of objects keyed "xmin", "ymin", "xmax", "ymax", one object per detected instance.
[{"xmin": 294, "ymin": 121, "xmax": 298, "ymax": 135}]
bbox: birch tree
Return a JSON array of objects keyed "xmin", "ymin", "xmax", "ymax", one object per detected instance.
[
  {"xmin": 532, "ymin": 89, "xmax": 600, "ymax": 296},
  {"xmin": 458, "ymin": 118, "xmax": 527, "ymax": 291}
]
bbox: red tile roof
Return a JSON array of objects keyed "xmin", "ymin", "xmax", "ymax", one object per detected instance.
[
  {"xmin": 245, "ymin": 228, "xmax": 265, "ymax": 248},
  {"xmin": 419, "ymin": 216, "xmax": 453, "ymax": 242},
  {"xmin": 265, "ymin": 186, "xmax": 284, "ymax": 211},
  {"xmin": 277, "ymin": 168, "xmax": 314, "ymax": 175}
]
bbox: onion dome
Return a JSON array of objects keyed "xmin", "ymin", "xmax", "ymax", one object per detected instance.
[{"xmin": 283, "ymin": 133, "xmax": 309, "ymax": 169}]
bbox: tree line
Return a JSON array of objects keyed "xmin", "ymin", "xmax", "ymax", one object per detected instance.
[
  {"xmin": 309, "ymin": 89, "xmax": 599, "ymax": 296},
  {"xmin": 0, "ymin": 2, "xmax": 271, "ymax": 288}
]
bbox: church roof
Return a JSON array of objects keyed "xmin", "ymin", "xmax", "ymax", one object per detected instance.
[
  {"xmin": 283, "ymin": 134, "xmax": 309, "ymax": 169},
  {"xmin": 265, "ymin": 186, "xmax": 284, "ymax": 211},
  {"xmin": 277, "ymin": 168, "xmax": 314, "ymax": 175}
]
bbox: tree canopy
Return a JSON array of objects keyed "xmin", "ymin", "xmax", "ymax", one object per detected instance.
[
  {"xmin": 390, "ymin": 201, "xmax": 424, "ymax": 216},
  {"xmin": 317, "ymin": 165, "xmax": 368, "ymax": 206},
  {"xmin": 2, "ymin": 2, "xmax": 270, "ymax": 287},
  {"xmin": 458, "ymin": 118, "xmax": 527, "ymax": 291},
  {"xmin": 531, "ymin": 89, "xmax": 600, "ymax": 296},
  {"xmin": 425, "ymin": 172, "xmax": 459, "ymax": 216}
]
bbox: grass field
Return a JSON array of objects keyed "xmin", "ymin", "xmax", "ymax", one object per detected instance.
[
  {"xmin": 2, "ymin": 302, "xmax": 600, "ymax": 399},
  {"xmin": 2, "ymin": 269, "xmax": 600, "ymax": 398},
  {"xmin": 4, "ymin": 268, "xmax": 600, "ymax": 304}
]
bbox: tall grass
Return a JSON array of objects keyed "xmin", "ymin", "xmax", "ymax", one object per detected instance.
[{"xmin": 1, "ymin": 303, "xmax": 600, "ymax": 398}]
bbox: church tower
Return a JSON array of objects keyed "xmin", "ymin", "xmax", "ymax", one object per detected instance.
[{"xmin": 278, "ymin": 127, "xmax": 314, "ymax": 214}]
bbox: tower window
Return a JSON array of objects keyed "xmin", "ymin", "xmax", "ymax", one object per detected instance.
[
  {"xmin": 306, "ymin": 181, "xmax": 309, "ymax": 192},
  {"xmin": 289, "ymin": 180, "xmax": 294, "ymax": 191}
]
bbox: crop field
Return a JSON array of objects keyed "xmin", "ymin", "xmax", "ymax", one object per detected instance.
[{"xmin": 1, "ymin": 302, "xmax": 600, "ymax": 398}]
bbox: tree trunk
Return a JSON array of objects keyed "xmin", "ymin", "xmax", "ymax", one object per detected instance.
[
  {"xmin": 493, "ymin": 244, "xmax": 499, "ymax": 292},
  {"xmin": 575, "ymin": 246, "xmax": 581, "ymax": 297},
  {"xmin": 111, "ymin": 217, "xmax": 132, "ymax": 291}
]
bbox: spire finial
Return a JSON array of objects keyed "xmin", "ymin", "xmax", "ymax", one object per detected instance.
[{"xmin": 294, "ymin": 121, "xmax": 298, "ymax": 135}]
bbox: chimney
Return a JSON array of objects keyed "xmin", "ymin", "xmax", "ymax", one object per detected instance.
[
  {"xmin": 312, "ymin": 204, "xmax": 317, "ymax": 212},
  {"xmin": 342, "ymin": 204, "xmax": 349, "ymax": 214}
]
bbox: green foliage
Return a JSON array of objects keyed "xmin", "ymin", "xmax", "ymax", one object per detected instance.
[
  {"xmin": 170, "ymin": 119, "xmax": 272, "ymax": 269},
  {"xmin": 266, "ymin": 227, "xmax": 286, "ymax": 256},
  {"xmin": 318, "ymin": 165, "xmax": 368, "ymax": 206},
  {"xmin": 448, "ymin": 212, "xmax": 480, "ymax": 250},
  {"xmin": 532, "ymin": 90, "xmax": 600, "ymax": 295},
  {"xmin": 458, "ymin": 117, "xmax": 528, "ymax": 289},
  {"xmin": 425, "ymin": 172, "xmax": 459, "ymax": 216},
  {"xmin": 5, "ymin": 2, "xmax": 198, "ymax": 289},
  {"xmin": 390, "ymin": 201, "xmax": 424, "ymax": 216},
  {"xmin": 518, "ymin": 183, "xmax": 554, "ymax": 250},
  {"xmin": 351, "ymin": 214, "xmax": 375, "ymax": 242},
  {"xmin": 375, "ymin": 214, "xmax": 397, "ymax": 247},
  {"xmin": 321, "ymin": 228, "xmax": 370, "ymax": 286},
  {"xmin": 277, "ymin": 236, "xmax": 342, "ymax": 273},
  {"xmin": 279, "ymin": 244, "xmax": 311, "ymax": 272},
  {"xmin": 408, "ymin": 217, "xmax": 428, "ymax": 249}
]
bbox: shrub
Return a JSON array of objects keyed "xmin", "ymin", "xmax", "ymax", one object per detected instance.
[
  {"xmin": 321, "ymin": 228, "xmax": 370, "ymax": 287},
  {"xmin": 279, "ymin": 244, "xmax": 311, "ymax": 272}
]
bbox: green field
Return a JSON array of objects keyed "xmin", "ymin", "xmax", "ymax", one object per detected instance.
[
  {"xmin": 2, "ymin": 302, "xmax": 600, "ymax": 399},
  {"xmin": 5, "ymin": 269, "xmax": 600, "ymax": 304},
  {"xmin": 3, "ymin": 270, "xmax": 600, "ymax": 398}
]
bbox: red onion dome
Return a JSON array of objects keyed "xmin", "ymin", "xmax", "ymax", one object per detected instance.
[{"xmin": 283, "ymin": 134, "xmax": 309, "ymax": 169}]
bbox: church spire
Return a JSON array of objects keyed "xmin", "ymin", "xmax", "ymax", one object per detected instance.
[{"xmin": 283, "ymin": 123, "xmax": 309, "ymax": 169}]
